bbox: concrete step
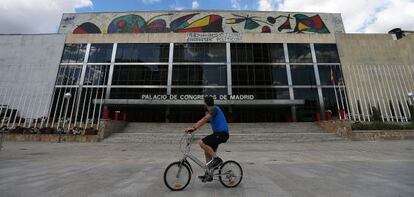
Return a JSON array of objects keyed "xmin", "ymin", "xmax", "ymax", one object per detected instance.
[
  {"xmin": 103, "ymin": 132, "xmax": 344, "ymax": 144},
  {"xmin": 120, "ymin": 123, "xmax": 325, "ymax": 134},
  {"xmin": 104, "ymin": 122, "xmax": 344, "ymax": 144}
]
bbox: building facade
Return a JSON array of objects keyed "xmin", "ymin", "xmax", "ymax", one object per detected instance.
[{"xmin": 0, "ymin": 10, "xmax": 413, "ymax": 131}]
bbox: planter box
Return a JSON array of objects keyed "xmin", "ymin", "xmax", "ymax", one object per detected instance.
[{"xmin": 351, "ymin": 130, "xmax": 414, "ymax": 141}]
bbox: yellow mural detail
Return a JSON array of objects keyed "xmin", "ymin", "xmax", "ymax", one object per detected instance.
[
  {"xmin": 185, "ymin": 16, "xmax": 211, "ymax": 29},
  {"xmin": 297, "ymin": 22, "xmax": 310, "ymax": 31}
]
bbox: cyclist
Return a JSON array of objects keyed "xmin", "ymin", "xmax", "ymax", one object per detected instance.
[{"xmin": 185, "ymin": 96, "xmax": 229, "ymax": 172}]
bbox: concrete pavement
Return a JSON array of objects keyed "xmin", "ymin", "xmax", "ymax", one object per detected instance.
[{"xmin": 0, "ymin": 140, "xmax": 413, "ymax": 197}]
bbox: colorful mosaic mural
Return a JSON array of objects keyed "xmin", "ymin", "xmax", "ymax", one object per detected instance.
[{"xmin": 59, "ymin": 11, "xmax": 345, "ymax": 34}]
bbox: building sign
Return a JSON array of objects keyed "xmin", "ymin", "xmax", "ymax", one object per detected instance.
[
  {"xmin": 186, "ymin": 33, "xmax": 242, "ymax": 42},
  {"xmin": 141, "ymin": 94, "xmax": 254, "ymax": 100}
]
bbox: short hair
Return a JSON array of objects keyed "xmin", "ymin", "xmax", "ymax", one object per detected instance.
[{"xmin": 204, "ymin": 96, "xmax": 214, "ymax": 106}]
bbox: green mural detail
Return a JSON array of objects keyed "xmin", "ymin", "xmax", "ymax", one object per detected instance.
[{"xmin": 226, "ymin": 14, "xmax": 272, "ymax": 31}]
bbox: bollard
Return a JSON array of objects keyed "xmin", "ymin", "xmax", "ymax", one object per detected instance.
[{"xmin": 114, "ymin": 111, "xmax": 120, "ymax": 121}]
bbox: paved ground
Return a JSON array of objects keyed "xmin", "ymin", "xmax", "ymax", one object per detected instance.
[{"xmin": 0, "ymin": 140, "xmax": 413, "ymax": 197}]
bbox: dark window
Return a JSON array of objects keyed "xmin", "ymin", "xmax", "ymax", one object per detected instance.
[
  {"xmin": 232, "ymin": 106, "xmax": 291, "ymax": 122},
  {"xmin": 56, "ymin": 65, "xmax": 83, "ymax": 85},
  {"xmin": 294, "ymin": 88, "xmax": 320, "ymax": 121},
  {"xmin": 314, "ymin": 44, "xmax": 340, "ymax": 63},
  {"xmin": 174, "ymin": 43, "xmax": 226, "ymax": 62},
  {"xmin": 88, "ymin": 44, "xmax": 113, "ymax": 63},
  {"xmin": 232, "ymin": 88, "xmax": 290, "ymax": 99},
  {"xmin": 318, "ymin": 65, "xmax": 343, "ymax": 85},
  {"xmin": 112, "ymin": 65, "xmax": 168, "ymax": 85},
  {"xmin": 109, "ymin": 88, "xmax": 166, "ymax": 99},
  {"xmin": 232, "ymin": 65, "xmax": 288, "ymax": 86},
  {"xmin": 288, "ymin": 44, "xmax": 312, "ymax": 63},
  {"xmin": 290, "ymin": 65, "xmax": 316, "ymax": 85},
  {"xmin": 83, "ymin": 65, "xmax": 110, "ymax": 85},
  {"xmin": 231, "ymin": 43, "xmax": 285, "ymax": 63},
  {"xmin": 171, "ymin": 88, "xmax": 227, "ymax": 96},
  {"xmin": 61, "ymin": 44, "xmax": 87, "ymax": 63},
  {"xmin": 115, "ymin": 43, "xmax": 169, "ymax": 62},
  {"xmin": 172, "ymin": 65, "xmax": 227, "ymax": 86}
]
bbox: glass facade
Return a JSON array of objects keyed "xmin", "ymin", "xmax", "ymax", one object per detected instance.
[{"xmin": 52, "ymin": 42, "xmax": 346, "ymax": 123}]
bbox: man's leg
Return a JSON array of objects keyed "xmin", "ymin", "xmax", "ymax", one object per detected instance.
[{"xmin": 198, "ymin": 139, "xmax": 217, "ymax": 160}]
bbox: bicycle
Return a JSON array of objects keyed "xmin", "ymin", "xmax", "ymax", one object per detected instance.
[{"xmin": 163, "ymin": 132, "xmax": 243, "ymax": 191}]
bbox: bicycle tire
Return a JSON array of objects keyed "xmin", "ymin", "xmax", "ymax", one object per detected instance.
[
  {"xmin": 219, "ymin": 160, "xmax": 243, "ymax": 188},
  {"xmin": 164, "ymin": 161, "xmax": 191, "ymax": 191}
]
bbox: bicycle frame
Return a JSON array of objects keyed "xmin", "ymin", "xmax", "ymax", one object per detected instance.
[{"xmin": 179, "ymin": 133, "xmax": 207, "ymax": 170}]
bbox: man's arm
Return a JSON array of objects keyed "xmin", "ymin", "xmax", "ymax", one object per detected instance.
[
  {"xmin": 185, "ymin": 106, "xmax": 215, "ymax": 132},
  {"xmin": 191, "ymin": 113, "xmax": 212, "ymax": 130}
]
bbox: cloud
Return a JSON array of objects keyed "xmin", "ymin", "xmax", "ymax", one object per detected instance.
[
  {"xmin": 142, "ymin": 0, "xmax": 161, "ymax": 3},
  {"xmin": 231, "ymin": 0, "xmax": 241, "ymax": 9},
  {"xmin": 257, "ymin": 0, "xmax": 414, "ymax": 33},
  {"xmin": 192, "ymin": 0, "xmax": 199, "ymax": 9},
  {"xmin": 0, "ymin": 0, "xmax": 92, "ymax": 34}
]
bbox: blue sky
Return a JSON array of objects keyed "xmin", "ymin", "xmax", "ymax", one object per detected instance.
[{"xmin": 76, "ymin": 0, "xmax": 257, "ymax": 13}]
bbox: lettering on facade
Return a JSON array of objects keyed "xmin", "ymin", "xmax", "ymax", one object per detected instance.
[
  {"xmin": 141, "ymin": 94, "xmax": 254, "ymax": 100},
  {"xmin": 186, "ymin": 32, "xmax": 242, "ymax": 42}
]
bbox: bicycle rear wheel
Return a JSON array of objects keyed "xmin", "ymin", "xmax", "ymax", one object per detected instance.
[
  {"xmin": 164, "ymin": 161, "xmax": 191, "ymax": 191},
  {"xmin": 219, "ymin": 160, "xmax": 243, "ymax": 188}
]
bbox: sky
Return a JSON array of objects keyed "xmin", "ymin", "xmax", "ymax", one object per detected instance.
[{"xmin": 0, "ymin": 0, "xmax": 413, "ymax": 34}]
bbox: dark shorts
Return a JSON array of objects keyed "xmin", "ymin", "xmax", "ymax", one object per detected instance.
[{"xmin": 201, "ymin": 133, "xmax": 229, "ymax": 152}]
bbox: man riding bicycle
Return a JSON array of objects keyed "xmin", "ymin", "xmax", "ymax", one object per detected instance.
[{"xmin": 185, "ymin": 96, "xmax": 229, "ymax": 175}]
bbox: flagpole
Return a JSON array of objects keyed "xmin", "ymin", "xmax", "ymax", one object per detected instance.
[{"xmin": 331, "ymin": 65, "xmax": 341, "ymax": 119}]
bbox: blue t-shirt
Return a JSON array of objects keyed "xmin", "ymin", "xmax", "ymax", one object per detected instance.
[{"xmin": 209, "ymin": 106, "xmax": 229, "ymax": 134}]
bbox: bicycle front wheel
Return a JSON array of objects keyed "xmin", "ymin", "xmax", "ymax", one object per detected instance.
[
  {"xmin": 219, "ymin": 160, "xmax": 243, "ymax": 188},
  {"xmin": 164, "ymin": 161, "xmax": 191, "ymax": 191}
]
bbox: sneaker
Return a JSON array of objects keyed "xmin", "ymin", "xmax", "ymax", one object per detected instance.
[{"xmin": 207, "ymin": 157, "xmax": 223, "ymax": 169}]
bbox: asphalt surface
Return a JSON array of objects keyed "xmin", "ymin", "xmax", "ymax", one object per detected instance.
[{"xmin": 0, "ymin": 140, "xmax": 413, "ymax": 197}]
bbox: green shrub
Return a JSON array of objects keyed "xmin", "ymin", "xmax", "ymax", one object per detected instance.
[
  {"xmin": 370, "ymin": 106, "xmax": 382, "ymax": 122},
  {"xmin": 352, "ymin": 121, "xmax": 414, "ymax": 130}
]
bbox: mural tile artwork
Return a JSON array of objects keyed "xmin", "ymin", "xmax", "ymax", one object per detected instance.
[{"xmin": 58, "ymin": 11, "xmax": 345, "ymax": 34}]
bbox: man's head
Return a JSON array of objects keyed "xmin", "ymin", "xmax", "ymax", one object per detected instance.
[{"xmin": 204, "ymin": 96, "xmax": 214, "ymax": 107}]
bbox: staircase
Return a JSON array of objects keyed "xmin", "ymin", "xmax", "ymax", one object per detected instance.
[{"xmin": 103, "ymin": 123, "xmax": 344, "ymax": 144}]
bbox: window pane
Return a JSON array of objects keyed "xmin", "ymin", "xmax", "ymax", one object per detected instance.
[
  {"xmin": 83, "ymin": 65, "xmax": 110, "ymax": 85},
  {"xmin": 88, "ymin": 44, "xmax": 113, "ymax": 63},
  {"xmin": 232, "ymin": 88, "xmax": 290, "ymax": 99},
  {"xmin": 294, "ymin": 88, "xmax": 320, "ymax": 121},
  {"xmin": 115, "ymin": 43, "xmax": 169, "ymax": 62},
  {"xmin": 61, "ymin": 44, "xmax": 87, "ymax": 63},
  {"xmin": 109, "ymin": 88, "xmax": 166, "ymax": 99},
  {"xmin": 318, "ymin": 65, "xmax": 343, "ymax": 85},
  {"xmin": 288, "ymin": 44, "xmax": 312, "ymax": 63},
  {"xmin": 290, "ymin": 65, "xmax": 316, "ymax": 85},
  {"xmin": 172, "ymin": 65, "xmax": 227, "ymax": 86},
  {"xmin": 112, "ymin": 65, "xmax": 168, "ymax": 85},
  {"xmin": 174, "ymin": 43, "xmax": 226, "ymax": 62},
  {"xmin": 314, "ymin": 44, "xmax": 340, "ymax": 63},
  {"xmin": 231, "ymin": 43, "xmax": 285, "ymax": 63},
  {"xmin": 232, "ymin": 65, "xmax": 287, "ymax": 86},
  {"xmin": 56, "ymin": 65, "xmax": 83, "ymax": 85}
]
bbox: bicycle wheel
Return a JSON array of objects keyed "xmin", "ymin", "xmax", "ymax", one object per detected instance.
[
  {"xmin": 219, "ymin": 160, "xmax": 243, "ymax": 188},
  {"xmin": 164, "ymin": 161, "xmax": 191, "ymax": 191}
]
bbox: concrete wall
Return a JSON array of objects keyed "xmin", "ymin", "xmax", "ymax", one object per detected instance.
[
  {"xmin": 336, "ymin": 33, "xmax": 414, "ymax": 122},
  {"xmin": 0, "ymin": 34, "xmax": 66, "ymax": 121},
  {"xmin": 59, "ymin": 10, "xmax": 344, "ymax": 34}
]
